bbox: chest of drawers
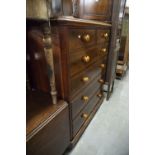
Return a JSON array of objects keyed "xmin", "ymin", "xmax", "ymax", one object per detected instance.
[{"xmin": 50, "ymin": 17, "xmax": 111, "ymax": 146}]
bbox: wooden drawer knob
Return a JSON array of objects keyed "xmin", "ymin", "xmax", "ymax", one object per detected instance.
[
  {"xmin": 82, "ymin": 76, "xmax": 89, "ymax": 82},
  {"xmin": 81, "ymin": 34, "xmax": 91, "ymax": 42},
  {"xmin": 98, "ymin": 79, "xmax": 104, "ymax": 84},
  {"xmin": 97, "ymin": 93, "xmax": 103, "ymax": 98},
  {"xmin": 81, "ymin": 113, "xmax": 88, "ymax": 119},
  {"xmin": 82, "ymin": 55, "xmax": 90, "ymax": 63},
  {"xmin": 101, "ymin": 48, "xmax": 107, "ymax": 53},
  {"xmin": 100, "ymin": 64, "xmax": 105, "ymax": 69},
  {"xmin": 82, "ymin": 96, "xmax": 89, "ymax": 102}
]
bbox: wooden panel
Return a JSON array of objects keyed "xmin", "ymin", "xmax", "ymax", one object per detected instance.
[
  {"xmin": 72, "ymin": 89, "xmax": 104, "ymax": 137},
  {"xmin": 70, "ymin": 60, "xmax": 104, "ymax": 96},
  {"xmin": 71, "ymin": 76, "xmax": 103, "ymax": 119},
  {"xmin": 27, "ymin": 102, "xmax": 70, "ymax": 155},
  {"xmin": 69, "ymin": 28, "xmax": 96, "ymax": 51},
  {"xmin": 69, "ymin": 46, "xmax": 98, "ymax": 76},
  {"xmin": 70, "ymin": 95, "xmax": 104, "ymax": 147},
  {"xmin": 73, "ymin": 0, "xmax": 113, "ymax": 22}
]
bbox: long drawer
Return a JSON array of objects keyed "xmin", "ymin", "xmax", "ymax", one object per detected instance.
[
  {"xmin": 71, "ymin": 76, "xmax": 103, "ymax": 119},
  {"xmin": 69, "ymin": 28, "xmax": 96, "ymax": 51},
  {"xmin": 70, "ymin": 59, "xmax": 106, "ymax": 97},
  {"xmin": 72, "ymin": 89, "xmax": 104, "ymax": 137},
  {"xmin": 69, "ymin": 46, "xmax": 98, "ymax": 76}
]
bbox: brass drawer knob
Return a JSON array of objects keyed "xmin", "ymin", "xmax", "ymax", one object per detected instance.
[
  {"xmin": 82, "ymin": 76, "xmax": 89, "ymax": 82},
  {"xmin": 97, "ymin": 93, "xmax": 103, "ymax": 98},
  {"xmin": 100, "ymin": 64, "xmax": 105, "ymax": 69},
  {"xmin": 82, "ymin": 96, "xmax": 89, "ymax": 102},
  {"xmin": 82, "ymin": 55, "xmax": 91, "ymax": 63},
  {"xmin": 104, "ymin": 33, "xmax": 109, "ymax": 38},
  {"xmin": 81, "ymin": 34, "xmax": 91, "ymax": 42},
  {"xmin": 101, "ymin": 48, "xmax": 107, "ymax": 53},
  {"xmin": 81, "ymin": 113, "xmax": 88, "ymax": 119},
  {"xmin": 98, "ymin": 79, "xmax": 104, "ymax": 84},
  {"xmin": 103, "ymin": 33, "xmax": 109, "ymax": 39},
  {"xmin": 101, "ymin": 32, "xmax": 109, "ymax": 39}
]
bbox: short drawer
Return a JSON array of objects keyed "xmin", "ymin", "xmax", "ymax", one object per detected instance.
[
  {"xmin": 97, "ymin": 43, "xmax": 109, "ymax": 57},
  {"xmin": 71, "ymin": 76, "xmax": 104, "ymax": 119},
  {"xmin": 70, "ymin": 60, "xmax": 105, "ymax": 96},
  {"xmin": 97, "ymin": 29, "xmax": 110, "ymax": 44},
  {"xmin": 69, "ymin": 28, "xmax": 96, "ymax": 51},
  {"xmin": 72, "ymin": 89, "xmax": 104, "ymax": 137},
  {"xmin": 69, "ymin": 46, "xmax": 98, "ymax": 76}
]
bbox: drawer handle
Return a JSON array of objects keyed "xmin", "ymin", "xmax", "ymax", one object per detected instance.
[
  {"xmin": 101, "ymin": 48, "xmax": 107, "ymax": 53},
  {"xmin": 81, "ymin": 113, "xmax": 88, "ymax": 119},
  {"xmin": 101, "ymin": 33, "xmax": 109, "ymax": 39},
  {"xmin": 82, "ymin": 96, "xmax": 89, "ymax": 102},
  {"xmin": 82, "ymin": 76, "xmax": 89, "ymax": 82},
  {"xmin": 82, "ymin": 55, "xmax": 91, "ymax": 63},
  {"xmin": 81, "ymin": 34, "xmax": 91, "ymax": 42},
  {"xmin": 97, "ymin": 93, "xmax": 103, "ymax": 98},
  {"xmin": 98, "ymin": 79, "xmax": 104, "ymax": 84},
  {"xmin": 100, "ymin": 64, "xmax": 105, "ymax": 69}
]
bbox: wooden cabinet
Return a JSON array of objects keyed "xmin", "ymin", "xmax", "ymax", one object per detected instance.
[{"xmin": 50, "ymin": 17, "xmax": 111, "ymax": 146}]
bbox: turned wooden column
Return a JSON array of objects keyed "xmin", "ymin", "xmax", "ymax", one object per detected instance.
[{"xmin": 43, "ymin": 24, "xmax": 57, "ymax": 104}]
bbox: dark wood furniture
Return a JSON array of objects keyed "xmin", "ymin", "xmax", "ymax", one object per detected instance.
[
  {"xmin": 26, "ymin": 18, "xmax": 70, "ymax": 155},
  {"xmin": 50, "ymin": 16, "xmax": 111, "ymax": 146},
  {"xmin": 26, "ymin": 91, "xmax": 70, "ymax": 155}
]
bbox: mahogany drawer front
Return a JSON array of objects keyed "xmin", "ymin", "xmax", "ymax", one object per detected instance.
[
  {"xmin": 69, "ymin": 29, "xmax": 96, "ymax": 51},
  {"xmin": 97, "ymin": 29, "xmax": 111, "ymax": 44},
  {"xmin": 70, "ymin": 60, "xmax": 105, "ymax": 96},
  {"xmin": 72, "ymin": 89, "xmax": 104, "ymax": 137},
  {"xmin": 97, "ymin": 43, "xmax": 109, "ymax": 57},
  {"xmin": 69, "ymin": 46, "xmax": 98, "ymax": 76},
  {"xmin": 71, "ymin": 76, "xmax": 103, "ymax": 119}
]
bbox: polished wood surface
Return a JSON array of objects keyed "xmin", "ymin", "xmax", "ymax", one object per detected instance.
[
  {"xmin": 50, "ymin": 16, "xmax": 112, "ymax": 27},
  {"xmin": 50, "ymin": 18, "xmax": 109, "ymax": 145},
  {"xmin": 70, "ymin": 94, "xmax": 104, "ymax": 147},
  {"xmin": 27, "ymin": 98, "xmax": 70, "ymax": 155},
  {"xmin": 69, "ymin": 46, "xmax": 98, "ymax": 76},
  {"xmin": 70, "ymin": 59, "xmax": 105, "ymax": 97},
  {"xmin": 73, "ymin": 0, "xmax": 113, "ymax": 22},
  {"xmin": 71, "ymin": 76, "xmax": 102, "ymax": 119},
  {"xmin": 73, "ymin": 89, "xmax": 103, "ymax": 137},
  {"xmin": 69, "ymin": 28, "xmax": 96, "ymax": 50}
]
